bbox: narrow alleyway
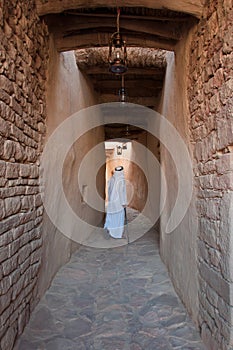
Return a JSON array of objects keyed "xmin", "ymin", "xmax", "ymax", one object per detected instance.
[{"xmin": 15, "ymin": 211, "xmax": 205, "ymax": 350}]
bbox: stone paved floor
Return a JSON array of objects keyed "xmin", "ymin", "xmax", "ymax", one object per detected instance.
[{"xmin": 15, "ymin": 211, "xmax": 206, "ymax": 350}]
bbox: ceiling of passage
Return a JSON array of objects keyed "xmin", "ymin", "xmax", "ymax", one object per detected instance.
[{"xmin": 36, "ymin": 1, "xmax": 201, "ymax": 139}]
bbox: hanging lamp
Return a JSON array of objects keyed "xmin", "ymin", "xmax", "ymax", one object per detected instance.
[{"xmin": 108, "ymin": 8, "xmax": 127, "ymax": 74}]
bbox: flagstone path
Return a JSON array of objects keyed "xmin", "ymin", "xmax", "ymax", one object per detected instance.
[{"xmin": 15, "ymin": 211, "xmax": 206, "ymax": 350}]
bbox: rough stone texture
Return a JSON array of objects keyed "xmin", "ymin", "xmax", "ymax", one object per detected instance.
[
  {"xmin": 188, "ymin": 0, "xmax": 233, "ymax": 349},
  {"xmin": 0, "ymin": 1, "xmax": 48, "ymax": 349}
]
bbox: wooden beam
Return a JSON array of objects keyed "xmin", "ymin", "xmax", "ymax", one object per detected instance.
[
  {"xmin": 76, "ymin": 47, "xmax": 167, "ymax": 70},
  {"xmin": 98, "ymin": 94, "xmax": 160, "ymax": 106},
  {"xmin": 64, "ymin": 11, "xmax": 192, "ymax": 22},
  {"xmin": 54, "ymin": 32, "xmax": 176, "ymax": 52},
  {"xmin": 93, "ymin": 86, "xmax": 162, "ymax": 97},
  {"xmin": 45, "ymin": 14, "xmax": 182, "ymax": 41},
  {"xmin": 93, "ymin": 79, "xmax": 163, "ymax": 89},
  {"xmin": 78, "ymin": 66, "xmax": 165, "ymax": 76},
  {"xmin": 36, "ymin": 0, "xmax": 203, "ymax": 18}
]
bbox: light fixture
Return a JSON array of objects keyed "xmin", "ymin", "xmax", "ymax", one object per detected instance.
[
  {"xmin": 119, "ymin": 75, "xmax": 127, "ymax": 103},
  {"xmin": 116, "ymin": 145, "xmax": 122, "ymax": 155},
  {"xmin": 108, "ymin": 8, "xmax": 127, "ymax": 74}
]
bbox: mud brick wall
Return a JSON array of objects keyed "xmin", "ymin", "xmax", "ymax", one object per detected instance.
[
  {"xmin": 188, "ymin": 0, "xmax": 233, "ymax": 349},
  {"xmin": 0, "ymin": 1, "xmax": 48, "ymax": 349}
]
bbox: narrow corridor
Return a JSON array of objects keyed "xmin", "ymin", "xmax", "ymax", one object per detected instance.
[{"xmin": 15, "ymin": 211, "xmax": 205, "ymax": 350}]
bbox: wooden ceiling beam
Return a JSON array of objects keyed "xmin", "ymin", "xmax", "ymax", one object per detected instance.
[
  {"xmin": 54, "ymin": 32, "xmax": 176, "ymax": 52},
  {"xmin": 93, "ymin": 79, "xmax": 163, "ymax": 89},
  {"xmin": 98, "ymin": 94, "xmax": 160, "ymax": 106},
  {"xmin": 45, "ymin": 14, "xmax": 182, "ymax": 41},
  {"xmin": 36, "ymin": 0, "xmax": 203, "ymax": 19},
  {"xmin": 64, "ymin": 11, "xmax": 192, "ymax": 22},
  {"xmin": 94, "ymin": 86, "xmax": 162, "ymax": 97},
  {"xmin": 79, "ymin": 67, "xmax": 165, "ymax": 76}
]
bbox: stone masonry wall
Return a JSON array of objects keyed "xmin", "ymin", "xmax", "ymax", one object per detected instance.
[
  {"xmin": 0, "ymin": 1, "xmax": 48, "ymax": 349},
  {"xmin": 188, "ymin": 0, "xmax": 233, "ymax": 349}
]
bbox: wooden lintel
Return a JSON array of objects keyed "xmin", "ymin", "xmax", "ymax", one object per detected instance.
[
  {"xmin": 98, "ymin": 94, "xmax": 160, "ymax": 106},
  {"xmin": 36, "ymin": 0, "xmax": 203, "ymax": 19},
  {"xmin": 94, "ymin": 86, "xmax": 162, "ymax": 97},
  {"xmin": 44, "ymin": 14, "xmax": 182, "ymax": 41},
  {"xmin": 93, "ymin": 79, "xmax": 163, "ymax": 89},
  {"xmin": 64, "ymin": 11, "xmax": 192, "ymax": 22},
  {"xmin": 80, "ymin": 67, "xmax": 165, "ymax": 76},
  {"xmin": 55, "ymin": 32, "xmax": 176, "ymax": 52}
]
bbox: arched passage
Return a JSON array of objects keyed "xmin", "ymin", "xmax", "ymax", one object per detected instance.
[{"xmin": 0, "ymin": 1, "xmax": 232, "ymax": 349}]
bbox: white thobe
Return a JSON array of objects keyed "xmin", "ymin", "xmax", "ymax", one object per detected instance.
[{"xmin": 104, "ymin": 170, "xmax": 127, "ymax": 238}]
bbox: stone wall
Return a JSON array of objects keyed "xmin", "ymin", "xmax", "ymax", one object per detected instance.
[
  {"xmin": 0, "ymin": 1, "xmax": 48, "ymax": 349},
  {"xmin": 188, "ymin": 0, "xmax": 233, "ymax": 349}
]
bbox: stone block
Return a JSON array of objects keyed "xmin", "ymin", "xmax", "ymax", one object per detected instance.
[
  {"xmin": 197, "ymin": 174, "xmax": 214, "ymax": 189},
  {"xmin": 0, "ymin": 231, "xmax": 13, "ymax": 247},
  {"xmin": 9, "ymin": 239, "xmax": 21, "ymax": 256},
  {"xmin": 35, "ymin": 193, "xmax": 42, "ymax": 207},
  {"xmin": 30, "ymin": 249, "xmax": 41, "ymax": 265},
  {"xmin": 4, "ymin": 196, "xmax": 21, "ymax": 217},
  {"xmin": 31, "ymin": 238, "xmax": 42, "ymax": 251},
  {"xmin": 213, "ymin": 173, "xmax": 233, "ymax": 190},
  {"xmin": 217, "ymin": 296, "xmax": 232, "ymax": 324},
  {"xmin": 0, "ymin": 246, "xmax": 9, "ymax": 263},
  {"xmin": 199, "ymin": 260, "xmax": 231, "ymax": 305},
  {"xmin": 30, "ymin": 165, "xmax": 39, "ymax": 179},
  {"xmin": 0, "ymin": 198, "xmax": 5, "ymax": 219},
  {"xmin": 14, "ymin": 142, "xmax": 24, "ymax": 161},
  {"xmin": 0, "ymin": 103, "xmax": 14, "ymax": 124},
  {"xmin": 198, "ymin": 240, "xmax": 209, "ymax": 262},
  {"xmin": 26, "ymin": 186, "xmax": 39, "ymax": 195},
  {"xmin": 216, "ymin": 153, "xmax": 233, "ymax": 174},
  {"xmin": 19, "ymin": 163, "xmax": 31, "ymax": 178},
  {"xmin": 208, "ymin": 247, "xmax": 221, "ymax": 269},
  {"xmin": 2, "ymin": 254, "xmax": 18, "ymax": 276},
  {"xmin": 18, "ymin": 305, "xmax": 30, "ymax": 335},
  {"xmin": 201, "ymin": 322, "xmax": 220, "ymax": 350},
  {"xmin": 206, "ymin": 283, "xmax": 218, "ymax": 308},
  {"xmin": 0, "ymin": 289, "xmax": 12, "ymax": 314},
  {"xmin": 19, "ymin": 211, "xmax": 36, "ymax": 225},
  {"xmin": 0, "ymin": 117, "xmax": 10, "ymax": 137},
  {"xmin": 0, "ymin": 323, "xmax": 17, "ymax": 350},
  {"xmin": 206, "ymin": 198, "xmax": 220, "ymax": 220},
  {"xmin": 216, "ymin": 118, "xmax": 233, "ymax": 150},
  {"xmin": 21, "ymin": 195, "xmax": 34, "ymax": 210},
  {"xmin": 20, "ymin": 256, "xmax": 30, "ymax": 275},
  {"xmin": 213, "ymin": 68, "xmax": 224, "ymax": 89},
  {"xmin": 0, "ymin": 160, "xmax": 6, "ymax": 176},
  {"xmin": 3, "ymin": 140, "xmax": 15, "ymax": 160},
  {"xmin": 0, "ymin": 75, "xmax": 14, "ymax": 94},
  {"xmin": 0, "ymin": 215, "xmax": 19, "ymax": 235},
  {"xmin": 0, "ymin": 275, "xmax": 11, "ymax": 295},
  {"xmin": 18, "ymin": 244, "xmax": 32, "ymax": 264},
  {"xmin": 209, "ymin": 93, "xmax": 221, "ymax": 113},
  {"xmin": 11, "ymin": 272, "xmax": 24, "ymax": 299},
  {"xmin": 10, "ymin": 96, "xmax": 23, "ymax": 116},
  {"xmin": 6, "ymin": 163, "xmax": 19, "ymax": 179},
  {"xmin": 14, "ymin": 114, "xmax": 24, "ymax": 130}
]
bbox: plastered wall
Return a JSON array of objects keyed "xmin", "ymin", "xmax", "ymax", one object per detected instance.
[
  {"xmin": 159, "ymin": 33, "xmax": 199, "ymax": 325},
  {"xmin": 38, "ymin": 37, "xmax": 105, "ymax": 298}
]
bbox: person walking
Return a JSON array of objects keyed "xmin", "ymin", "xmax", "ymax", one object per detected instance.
[{"xmin": 104, "ymin": 166, "xmax": 127, "ymax": 239}]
